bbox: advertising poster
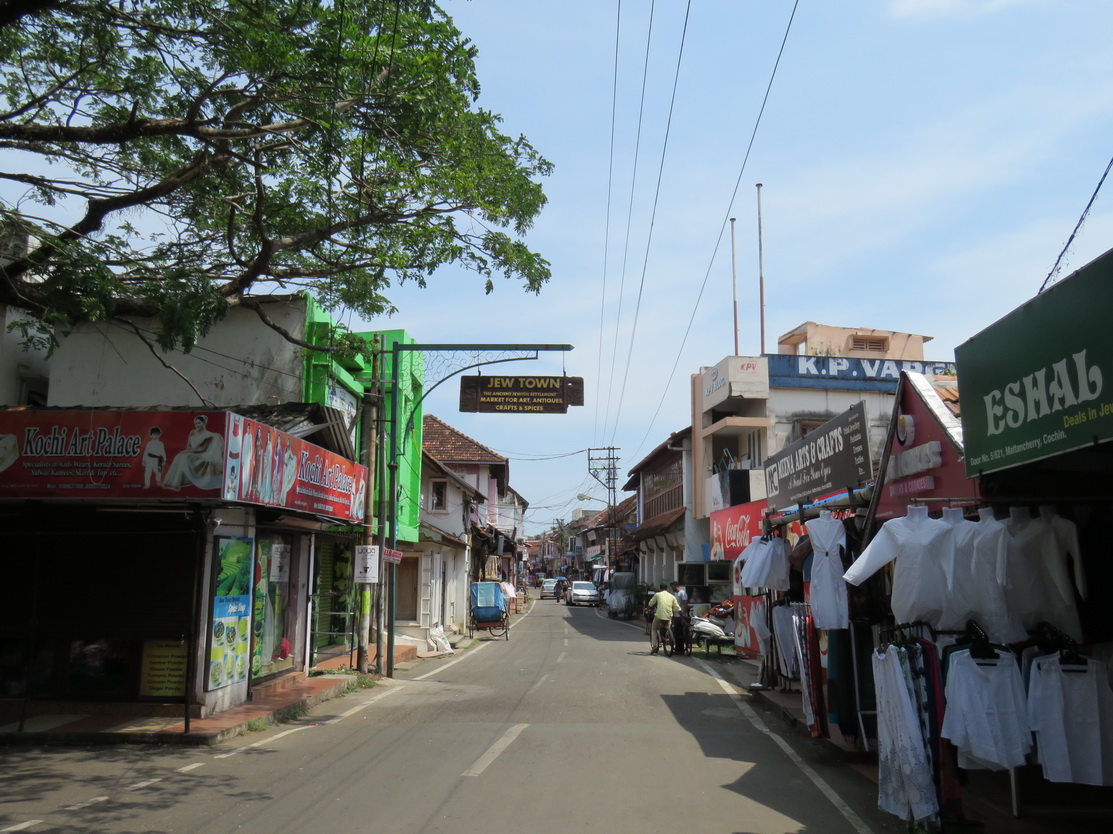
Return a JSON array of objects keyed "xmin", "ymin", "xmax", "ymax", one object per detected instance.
[
  {"xmin": 0, "ymin": 409, "xmax": 366, "ymax": 523},
  {"xmin": 139, "ymin": 640, "xmax": 188, "ymax": 698},
  {"xmin": 208, "ymin": 537, "xmax": 253, "ymax": 691},
  {"xmin": 0, "ymin": 410, "xmax": 228, "ymax": 498},
  {"xmin": 222, "ymin": 415, "xmax": 366, "ymax": 523}
]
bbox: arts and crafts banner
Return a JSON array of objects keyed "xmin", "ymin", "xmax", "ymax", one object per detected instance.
[{"xmin": 0, "ymin": 409, "xmax": 367, "ymax": 522}]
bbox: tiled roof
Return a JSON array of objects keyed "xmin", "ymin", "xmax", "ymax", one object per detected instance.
[
  {"xmin": 627, "ymin": 506, "xmax": 686, "ymax": 541},
  {"xmin": 422, "ymin": 414, "xmax": 506, "ymax": 464}
]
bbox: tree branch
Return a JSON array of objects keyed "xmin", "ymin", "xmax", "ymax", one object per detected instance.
[{"xmin": 117, "ymin": 318, "xmax": 216, "ymax": 407}]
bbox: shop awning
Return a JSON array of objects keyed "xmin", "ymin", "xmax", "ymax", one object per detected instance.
[{"xmin": 627, "ymin": 507, "xmax": 685, "ymax": 541}]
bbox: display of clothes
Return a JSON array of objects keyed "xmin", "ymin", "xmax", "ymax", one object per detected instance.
[
  {"xmin": 739, "ymin": 534, "xmax": 791, "ymax": 591},
  {"xmin": 804, "ymin": 510, "xmax": 849, "ymax": 630},
  {"xmin": 1005, "ymin": 507, "xmax": 1083, "ymax": 642},
  {"xmin": 941, "ymin": 647, "xmax": 1032, "ymax": 771},
  {"xmin": 936, "ymin": 507, "xmax": 1027, "ymax": 642},
  {"xmin": 1040, "ymin": 506, "xmax": 1088, "ymax": 600},
  {"xmin": 1027, "ymin": 653, "xmax": 1113, "ymax": 786},
  {"xmin": 872, "ymin": 644, "xmax": 940, "ymax": 822},
  {"xmin": 771, "ymin": 603, "xmax": 799, "ymax": 679},
  {"xmin": 843, "ymin": 504, "xmax": 952, "ymax": 626}
]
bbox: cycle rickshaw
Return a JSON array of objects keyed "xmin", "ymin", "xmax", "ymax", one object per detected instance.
[{"xmin": 468, "ymin": 581, "xmax": 509, "ymax": 640}]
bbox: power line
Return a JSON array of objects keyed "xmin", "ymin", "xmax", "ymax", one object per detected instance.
[
  {"xmin": 594, "ymin": 0, "xmax": 624, "ymax": 446},
  {"xmin": 626, "ymin": 0, "xmax": 801, "ymax": 461},
  {"xmin": 601, "ymin": 0, "xmax": 657, "ymax": 443},
  {"xmin": 1038, "ymin": 152, "xmax": 1113, "ymax": 294}
]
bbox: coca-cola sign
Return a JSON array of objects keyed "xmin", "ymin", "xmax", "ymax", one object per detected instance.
[{"xmin": 709, "ymin": 499, "xmax": 768, "ymax": 561}]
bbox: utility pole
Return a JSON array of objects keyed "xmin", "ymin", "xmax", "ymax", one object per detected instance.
[{"xmin": 587, "ymin": 447, "xmax": 620, "ymax": 570}]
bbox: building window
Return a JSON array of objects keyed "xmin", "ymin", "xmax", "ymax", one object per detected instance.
[
  {"xmin": 429, "ymin": 480, "xmax": 447, "ymax": 512},
  {"xmin": 795, "ymin": 419, "xmax": 825, "ymax": 440},
  {"xmin": 850, "ymin": 335, "xmax": 888, "ymax": 352}
]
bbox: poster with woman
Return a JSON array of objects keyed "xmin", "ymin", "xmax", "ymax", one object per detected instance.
[{"xmin": 164, "ymin": 414, "xmax": 224, "ymax": 491}]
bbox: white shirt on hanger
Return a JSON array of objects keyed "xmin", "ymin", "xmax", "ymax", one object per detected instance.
[
  {"xmin": 941, "ymin": 648, "xmax": 1032, "ymax": 771},
  {"xmin": 939, "ymin": 507, "xmax": 1026, "ymax": 642},
  {"xmin": 739, "ymin": 535, "xmax": 791, "ymax": 591},
  {"xmin": 843, "ymin": 504, "xmax": 952, "ymax": 627},
  {"xmin": 1027, "ymin": 654, "xmax": 1113, "ymax": 786},
  {"xmin": 1005, "ymin": 507, "xmax": 1082, "ymax": 641},
  {"xmin": 804, "ymin": 510, "xmax": 849, "ymax": 630},
  {"xmin": 1040, "ymin": 505, "xmax": 1087, "ymax": 600}
]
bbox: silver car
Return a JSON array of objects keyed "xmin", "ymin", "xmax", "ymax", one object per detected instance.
[{"xmin": 566, "ymin": 581, "xmax": 601, "ymax": 606}]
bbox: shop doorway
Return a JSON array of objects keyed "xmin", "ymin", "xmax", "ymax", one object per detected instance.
[{"xmin": 396, "ymin": 558, "xmax": 418, "ymax": 621}]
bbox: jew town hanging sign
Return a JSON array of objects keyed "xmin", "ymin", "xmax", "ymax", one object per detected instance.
[{"xmin": 460, "ymin": 375, "xmax": 584, "ymax": 414}]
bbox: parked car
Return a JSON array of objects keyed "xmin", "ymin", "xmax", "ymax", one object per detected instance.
[
  {"xmin": 540, "ymin": 578, "xmax": 562, "ymax": 599},
  {"xmin": 566, "ymin": 580, "xmax": 601, "ymax": 606}
]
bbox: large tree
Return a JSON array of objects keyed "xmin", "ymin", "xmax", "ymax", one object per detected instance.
[{"xmin": 0, "ymin": 0, "xmax": 551, "ymax": 353}]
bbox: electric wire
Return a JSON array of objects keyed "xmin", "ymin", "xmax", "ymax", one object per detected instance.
[
  {"xmin": 600, "ymin": 0, "xmax": 657, "ymax": 442},
  {"xmin": 593, "ymin": 0, "xmax": 623, "ymax": 446},
  {"xmin": 624, "ymin": 0, "xmax": 800, "ymax": 461},
  {"xmin": 1038, "ymin": 152, "xmax": 1113, "ymax": 294},
  {"xmin": 606, "ymin": 0, "xmax": 692, "ymax": 450}
]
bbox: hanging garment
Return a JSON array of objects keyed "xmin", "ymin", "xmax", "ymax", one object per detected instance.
[
  {"xmin": 843, "ymin": 504, "xmax": 953, "ymax": 627},
  {"xmin": 917, "ymin": 639, "xmax": 962, "ymax": 807},
  {"xmin": 1040, "ymin": 506, "xmax": 1087, "ymax": 600},
  {"xmin": 937, "ymin": 507, "xmax": 983, "ymax": 632},
  {"xmin": 1005, "ymin": 508, "xmax": 1082, "ymax": 641},
  {"xmin": 940, "ymin": 508, "xmax": 1026, "ymax": 642},
  {"xmin": 771, "ymin": 604, "xmax": 799, "ymax": 679},
  {"xmin": 1027, "ymin": 654, "xmax": 1113, "ymax": 786},
  {"xmin": 968, "ymin": 508, "xmax": 1028, "ymax": 643},
  {"xmin": 790, "ymin": 605, "xmax": 816, "ymax": 731},
  {"xmin": 873, "ymin": 647, "xmax": 940, "ymax": 822},
  {"xmin": 941, "ymin": 649, "xmax": 1032, "ymax": 771},
  {"xmin": 797, "ymin": 606, "xmax": 827, "ymax": 738},
  {"xmin": 805, "ymin": 511, "xmax": 849, "ymax": 629},
  {"xmin": 739, "ymin": 536, "xmax": 791, "ymax": 591}
]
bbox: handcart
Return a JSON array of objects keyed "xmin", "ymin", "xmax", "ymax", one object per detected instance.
[{"xmin": 468, "ymin": 581, "xmax": 509, "ymax": 640}]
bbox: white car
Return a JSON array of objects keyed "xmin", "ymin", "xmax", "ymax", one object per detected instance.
[
  {"xmin": 566, "ymin": 581, "xmax": 601, "ymax": 606},
  {"xmin": 540, "ymin": 578, "xmax": 562, "ymax": 599}
]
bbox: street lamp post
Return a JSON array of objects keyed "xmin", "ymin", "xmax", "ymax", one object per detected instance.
[{"xmin": 382, "ymin": 340, "xmax": 573, "ymax": 677}]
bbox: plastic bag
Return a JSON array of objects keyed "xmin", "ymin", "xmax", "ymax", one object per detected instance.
[
  {"xmin": 691, "ymin": 618, "xmax": 728, "ymax": 639},
  {"xmin": 428, "ymin": 624, "xmax": 454, "ymax": 654}
]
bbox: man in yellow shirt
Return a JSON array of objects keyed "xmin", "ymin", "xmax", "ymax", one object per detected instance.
[{"xmin": 647, "ymin": 582, "xmax": 681, "ymax": 654}]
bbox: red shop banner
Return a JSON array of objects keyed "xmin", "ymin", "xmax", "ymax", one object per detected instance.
[
  {"xmin": 0, "ymin": 410, "xmax": 366, "ymax": 523},
  {"xmin": 222, "ymin": 414, "xmax": 367, "ymax": 523},
  {"xmin": 709, "ymin": 498, "xmax": 768, "ymax": 561}
]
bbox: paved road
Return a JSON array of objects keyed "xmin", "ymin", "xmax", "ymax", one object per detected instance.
[{"xmin": 0, "ymin": 597, "xmax": 905, "ymax": 834}]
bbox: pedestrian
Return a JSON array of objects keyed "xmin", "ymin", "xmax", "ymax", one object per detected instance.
[
  {"xmin": 646, "ymin": 582, "xmax": 681, "ymax": 655},
  {"xmin": 501, "ymin": 580, "xmax": 518, "ymax": 614},
  {"xmin": 670, "ymin": 581, "xmax": 690, "ymax": 653}
]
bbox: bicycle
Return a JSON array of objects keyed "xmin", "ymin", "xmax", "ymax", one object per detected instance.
[{"xmin": 650, "ymin": 619, "xmax": 674, "ymax": 657}]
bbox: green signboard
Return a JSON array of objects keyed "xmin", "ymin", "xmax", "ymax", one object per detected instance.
[{"xmin": 956, "ymin": 248, "xmax": 1113, "ymax": 477}]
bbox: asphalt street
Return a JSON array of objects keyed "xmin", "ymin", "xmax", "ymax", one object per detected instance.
[{"xmin": 1, "ymin": 597, "xmax": 908, "ymax": 834}]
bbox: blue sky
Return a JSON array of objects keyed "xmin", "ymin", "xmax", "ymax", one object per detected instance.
[{"xmin": 355, "ymin": 0, "xmax": 1113, "ymax": 535}]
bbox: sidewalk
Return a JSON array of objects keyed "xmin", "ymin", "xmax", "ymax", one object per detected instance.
[
  {"xmin": 0, "ymin": 643, "xmax": 425, "ymax": 747},
  {"xmin": 0, "ymin": 595, "xmax": 525, "ymax": 747}
]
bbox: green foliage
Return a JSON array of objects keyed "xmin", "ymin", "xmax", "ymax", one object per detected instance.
[
  {"xmin": 0, "ymin": 1, "xmax": 551, "ymax": 351},
  {"xmin": 216, "ymin": 540, "xmax": 252, "ymax": 597}
]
